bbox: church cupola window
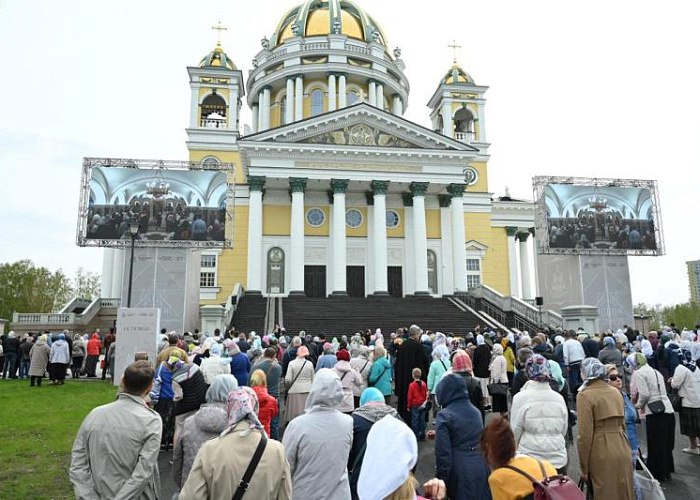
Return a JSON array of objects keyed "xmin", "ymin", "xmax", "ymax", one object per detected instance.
[
  {"xmin": 200, "ymin": 92, "xmax": 227, "ymax": 128},
  {"xmin": 347, "ymin": 90, "xmax": 360, "ymax": 105},
  {"xmin": 280, "ymin": 95, "xmax": 288, "ymax": 125},
  {"xmin": 310, "ymin": 89, "xmax": 324, "ymax": 116}
]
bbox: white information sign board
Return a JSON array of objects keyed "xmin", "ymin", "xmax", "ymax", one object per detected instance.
[{"xmin": 114, "ymin": 308, "xmax": 160, "ymax": 386}]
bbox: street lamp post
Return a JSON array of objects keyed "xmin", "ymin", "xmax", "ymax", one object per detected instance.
[{"xmin": 126, "ymin": 222, "xmax": 140, "ymax": 307}]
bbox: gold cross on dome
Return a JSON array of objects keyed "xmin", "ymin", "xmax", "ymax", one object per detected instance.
[
  {"xmin": 448, "ymin": 39, "xmax": 462, "ymax": 63},
  {"xmin": 212, "ymin": 21, "xmax": 228, "ymax": 45}
]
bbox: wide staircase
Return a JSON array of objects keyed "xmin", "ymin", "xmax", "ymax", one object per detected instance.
[{"xmin": 231, "ymin": 295, "xmax": 484, "ymax": 338}]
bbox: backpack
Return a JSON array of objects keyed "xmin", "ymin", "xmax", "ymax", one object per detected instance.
[{"xmin": 504, "ymin": 459, "xmax": 585, "ymax": 500}]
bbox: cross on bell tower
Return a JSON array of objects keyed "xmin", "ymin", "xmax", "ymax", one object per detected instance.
[
  {"xmin": 448, "ymin": 39, "xmax": 462, "ymax": 64},
  {"xmin": 211, "ymin": 21, "xmax": 228, "ymax": 45}
]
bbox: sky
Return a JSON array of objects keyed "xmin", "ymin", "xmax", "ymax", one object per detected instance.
[{"xmin": 0, "ymin": 0, "xmax": 698, "ymax": 307}]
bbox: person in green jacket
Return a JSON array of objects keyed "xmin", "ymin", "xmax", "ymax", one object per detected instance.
[{"xmin": 368, "ymin": 346, "xmax": 392, "ymax": 404}]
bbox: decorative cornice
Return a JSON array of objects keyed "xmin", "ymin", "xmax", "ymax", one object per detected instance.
[
  {"xmin": 447, "ymin": 183, "xmax": 466, "ymax": 198},
  {"xmin": 409, "ymin": 182, "xmax": 429, "ymax": 197},
  {"xmin": 289, "ymin": 177, "xmax": 308, "ymax": 193},
  {"xmin": 330, "ymin": 178, "xmax": 350, "ymax": 194},
  {"xmin": 370, "ymin": 180, "xmax": 390, "ymax": 195},
  {"xmin": 247, "ymin": 175, "xmax": 266, "ymax": 192}
]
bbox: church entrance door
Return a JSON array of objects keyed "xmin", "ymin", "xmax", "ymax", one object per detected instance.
[
  {"xmin": 346, "ymin": 266, "xmax": 365, "ymax": 297},
  {"xmin": 304, "ymin": 265, "xmax": 326, "ymax": 298},
  {"xmin": 388, "ymin": 267, "xmax": 403, "ymax": 298}
]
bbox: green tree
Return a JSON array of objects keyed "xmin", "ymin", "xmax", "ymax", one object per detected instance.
[
  {"xmin": 0, "ymin": 260, "xmax": 73, "ymax": 320},
  {"xmin": 634, "ymin": 302, "xmax": 662, "ymax": 331},
  {"xmin": 72, "ymin": 267, "xmax": 101, "ymax": 300},
  {"xmin": 659, "ymin": 302, "xmax": 700, "ymax": 330}
]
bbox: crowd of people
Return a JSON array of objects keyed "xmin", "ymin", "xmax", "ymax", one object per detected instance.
[
  {"xmin": 548, "ymin": 214, "xmax": 656, "ymax": 251},
  {"xmin": 18, "ymin": 319, "xmax": 692, "ymax": 499}
]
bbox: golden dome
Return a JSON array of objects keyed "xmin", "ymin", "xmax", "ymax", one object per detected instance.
[
  {"xmin": 443, "ymin": 63, "xmax": 475, "ymax": 85},
  {"xmin": 199, "ymin": 43, "xmax": 237, "ymax": 70},
  {"xmin": 272, "ymin": 0, "xmax": 387, "ymax": 47}
]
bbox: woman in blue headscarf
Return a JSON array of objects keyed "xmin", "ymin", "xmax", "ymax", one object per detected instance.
[{"xmin": 348, "ymin": 387, "xmax": 401, "ymax": 500}]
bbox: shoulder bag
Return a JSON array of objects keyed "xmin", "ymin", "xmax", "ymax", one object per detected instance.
[
  {"xmin": 232, "ymin": 432, "xmax": 268, "ymax": 500},
  {"xmin": 647, "ymin": 371, "xmax": 666, "ymax": 415},
  {"xmin": 504, "ymin": 459, "xmax": 585, "ymax": 500},
  {"xmin": 668, "ymin": 387, "xmax": 682, "ymax": 413}
]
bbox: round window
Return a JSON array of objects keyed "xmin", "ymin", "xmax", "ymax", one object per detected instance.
[
  {"xmin": 386, "ymin": 209, "xmax": 400, "ymax": 229},
  {"xmin": 463, "ymin": 166, "xmax": 479, "ymax": 186},
  {"xmin": 345, "ymin": 209, "xmax": 363, "ymax": 228},
  {"xmin": 305, "ymin": 207, "xmax": 326, "ymax": 228}
]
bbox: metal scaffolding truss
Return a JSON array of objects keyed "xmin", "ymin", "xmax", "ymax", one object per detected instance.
[{"xmin": 532, "ymin": 175, "xmax": 665, "ymax": 257}]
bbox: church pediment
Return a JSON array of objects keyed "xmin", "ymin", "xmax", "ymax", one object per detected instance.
[{"xmin": 242, "ymin": 103, "xmax": 478, "ymax": 152}]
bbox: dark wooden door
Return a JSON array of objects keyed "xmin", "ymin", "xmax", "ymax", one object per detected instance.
[
  {"xmin": 388, "ymin": 266, "xmax": 403, "ymax": 298},
  {"xmin": 346, "ymin": 266, "xmax": 365, "ymax": 297},
  {"xmin": 304, "ymin": 266, "xmax": 326, "ymax": 298}
]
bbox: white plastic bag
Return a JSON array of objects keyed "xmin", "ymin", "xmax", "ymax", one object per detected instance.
[{"xmin": 635, "ymin": 457, "xmax": 665, "ymax": 500}]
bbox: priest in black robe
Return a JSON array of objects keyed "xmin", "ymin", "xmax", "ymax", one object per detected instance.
[{"xmin": 395, "ymin": 324, "xmax": 430, "ymax": 423}]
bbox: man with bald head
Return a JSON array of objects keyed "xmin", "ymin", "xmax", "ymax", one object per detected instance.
[{"xmin": 395, "ymin": 324, "xmax": 430, "ymax": 422}]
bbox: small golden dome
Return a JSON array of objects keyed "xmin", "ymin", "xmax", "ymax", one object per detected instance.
[
  {"xmin": 272, "ymin": 0, "xmax": 387, "ymax": 47},
  {"xmin": 199, "ymin": 43, "xmax": 237, "ymax": 70},
  {"xmin": 443, "ymin": 63, "xmax": 475, "ymax": 85}
]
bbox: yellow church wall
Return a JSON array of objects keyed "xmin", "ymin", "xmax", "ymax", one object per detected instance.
[
  {"xmin": 387, "ymin": 208, "xmax": 405, "ymax": 238},
  {"xmin": 188, "ymin": 150, "xmax": 246, "ymax": 184},
  {"xmin": 201, "ymin": 206, "xmax": 250, "ymax": 305},
  {"xmin": 425, "ymin": 209, "xmax": 441, "ymax": 239},
  {"xmin": 305, "ymin": 205, "xmax": 330, "ymax": 236},
  {"xmin": 464, "ymin": 213, "xmax": 510, "ymax": 296},
  {"xmin": 263, "ymin": 205, "xmax": 291, "ymax": 235},
  {"xmin": 346, "ymin": 207, "xmax": 368, "ymax": 237},
  {"xmin": 467, "ymin": 161, "xmax": 489, "ymax": 193}
]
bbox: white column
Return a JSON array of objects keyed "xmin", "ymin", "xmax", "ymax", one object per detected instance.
[
  {"xmin": 111, "ymin": 249, "xmax": 124, "ymax": 299},
  {"xmin": 190, "ymin": 85, "xmax": 200, "ymax": 127},
  {"xmin": 371, "ymin": 181, "xmax": 389, "ymax": 295},
  {"xmin": 507, "ymin": 228, "xmax": 521, "ymax": 297},
  {"xmin": 251, "ymin": 104, "xmax": 259, "ymax": 133},
  {"xmin": 286, "ymin": 78, "xmax": 295, "ymax": 124},
  {"xmin": 411, "ymin": 182, "xmax": 429, "ymax": 295},
  {"xmin": 375, "ymin": 83, "xmax": 384, "ymax": 110},
  {"xmin": 328, "ymin": 74, "xmax": 337, "ymax": 111},
  {"xmin": 289, "ymin": 178, "xmax": 307, "ymax": 294},
  {"xmin": 392, "ymin": 95, "xmax": 402, "ymax": 115},
  {"xmin": 477, "ymin": 102, "xmax": 486, "ymax": 142},
  {"xmin": 228, "ymin": 91, "xmax": 238, "ymax": 132},
  {"xmin": 448, "ymin": 184, "xmax": 467, "ymax": 292},
  {"xmin": 261, "ymin": 87, "xmax": 271, "ymax": 131},
  {"xmin": 101, "ymin": 248, "xmax": 115, "ymax": 297},
  {"xmin": 442, "ymin": 100, "xmax": 453, "ymax": 137},
  {"xmin": 338, "ymin": 74, "xmax": 347, "ymax": 108},
  {"xmin": 246, "ymin": 177, "xmax": 265, "ymax": 293},
  {"xmin": 257, "ymin": 98, "xmax": 264, "ymax": 132},
  {"xmin": 368, "ymin": 80, "xmax": 376, "ymax": 107},
  {"xmin": 330, "ymin": 179, "xmax": 349, "ymax": 295},
  {"xmin": 519, "ymin": 232, "xmax": 533, "ymax": 300},
  {"xmin": 295, "ymin": 75, "xmax": 304, "ymax": 121}
]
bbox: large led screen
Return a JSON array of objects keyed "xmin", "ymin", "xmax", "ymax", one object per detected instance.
[
  {"xmin": 534, "ymin": 177, "xmax": 663, "ymax": 256},
  {"xmin": 77, "ymin": 158, "xmax": 233, "ymax": 248}
]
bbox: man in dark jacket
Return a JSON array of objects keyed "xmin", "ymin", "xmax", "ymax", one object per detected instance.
[
  {"xmin": 2, "ymin": 331, "xmax": 20, "ymax": 379},
  {"xmin": 395, "ymin": 324, "xmax": 429, "ymax": 423},
  {"xmin": 582, "ymin": 334, "xmax": 601, "ymax": 359}
]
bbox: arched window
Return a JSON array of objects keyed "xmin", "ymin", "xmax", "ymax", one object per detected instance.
[
  {"xmin": 201, "ymin": 92, "xmax": 227, "ymax": 128},
  {"xmin": 311, "ymin": 89, "xmax": 324, "ymax": 116},
  {"xmin": 347, "ymin": 90, "xmax": 359, "ymax": 105},
  {"xmin": 267, "ymin": 247, "xmax": 285, "ymax": 294},
  {"xmin": 427, "ymin": 250, "xmax": 438, "ymax": 295},
  {"xmin": 453, "ymin": 107, "xmax": 475, "ymax": 142},
  {"xmin": 280, "ymin": 95, "xmax": 287, "ymax": 125}
]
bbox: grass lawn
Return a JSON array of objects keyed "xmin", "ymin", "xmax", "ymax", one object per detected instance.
[{"xmin": 0, "ymin": 379, "xmax": 118, "ymax": 499}]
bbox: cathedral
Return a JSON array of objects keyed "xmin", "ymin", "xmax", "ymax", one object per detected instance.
[{"xmin": 185, "ymin": 0, "xmax": 536, "ymax": 314}]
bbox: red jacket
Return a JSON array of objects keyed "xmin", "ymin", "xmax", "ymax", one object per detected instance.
[
  {"xmin": 87, "ymin": 334, "xmax": 102, "ymax": 356},
  {"xmin": 407, "ymin": 379, "xmax": 428, "ymax": 410},
  {"xmin": 252, "ymin": 386, "xmax": 278, "ymax": 436}
]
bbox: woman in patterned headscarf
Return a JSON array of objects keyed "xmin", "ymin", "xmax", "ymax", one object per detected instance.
[
  {"xmin": 179, "ymin": 387, "xmax": 291, "ymax": 499},
  {"xmin": 509, "ymin": 354, "xmax": 568, "ymax": 473},
  {"xmin": 577, "ymin": 358, "xmax": 634, "ymax": 499}
]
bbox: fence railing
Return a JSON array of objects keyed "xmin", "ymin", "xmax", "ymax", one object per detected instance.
[
  {"xmin": 12, "ymin": 298, "xmax": 122, "ymax": 327},
  {"xmin": 467, "ymin": 285, "xmax": 563, "ymax": 330}
]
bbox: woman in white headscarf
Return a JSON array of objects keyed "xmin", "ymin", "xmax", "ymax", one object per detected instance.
[
  {"xmin": 488, "ymin": 344, "xmax": 509, "ymax": 417},
  {"xmin": 577, "ymin": 358, "xmax": 634, "ymax": 499},
  {"xmin": 199, "ymin": 343, "xmax": 231, "ymax": 385},
  {"xmin": 179, "ymin": 386, "xmax": 291, "ymax": 499},
  {"xmin": 472, "ymin": 334, "xmax": 492, "ymax": 411}
]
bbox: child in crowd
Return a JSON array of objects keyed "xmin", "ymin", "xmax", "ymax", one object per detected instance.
[
  {"xmin": 249, "ymin": 369, "xmax": 279, "ymax": 438},
  {"xmin": 407, "ymin": 367, "xmax": 430, "ymax": 440}
]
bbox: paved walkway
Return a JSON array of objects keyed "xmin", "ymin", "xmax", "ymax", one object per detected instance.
[{"xmin": 158, "ymin": 409, "xmax": 700, "ymax": 498}]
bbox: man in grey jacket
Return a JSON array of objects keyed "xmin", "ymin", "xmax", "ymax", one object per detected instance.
[{"xmin": 70, "ymin": 360, "xmax": 162, "ymax": 499}]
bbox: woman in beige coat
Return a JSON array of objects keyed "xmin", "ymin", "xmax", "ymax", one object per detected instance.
[
  {"xmin": 179, "ymin": 386, "xmax": 291, "ymax": 499},
  {"xmin": 577, "ymin": 358, "xmax": 634, "ymax": 499}
]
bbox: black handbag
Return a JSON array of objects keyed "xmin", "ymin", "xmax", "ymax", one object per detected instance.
[
  {"xmin": 647, "ymin": 372, "xmax": 666, "ymax": 415},
  {"xmin": 668, "ymin": 388, "xmax": 682, "ymax": 412},
  {"xmin": 488, "ymin": 382, "xmax": 508, "ymax": 396}
]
